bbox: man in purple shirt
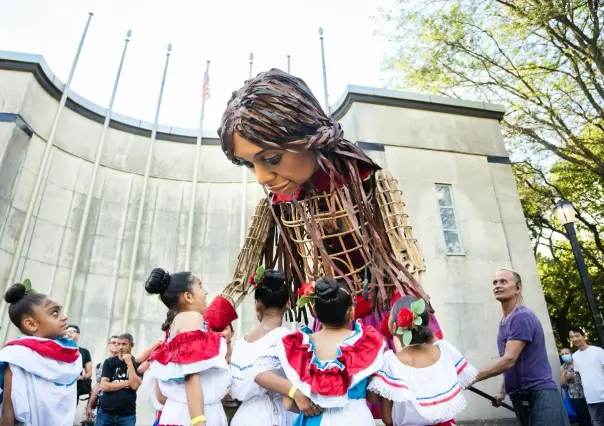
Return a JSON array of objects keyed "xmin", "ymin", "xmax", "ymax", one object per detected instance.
[{"xmin": 473, "ymin": 269, "xmax": 569, "ymax": 425}]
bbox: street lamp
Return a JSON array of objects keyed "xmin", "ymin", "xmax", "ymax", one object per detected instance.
[{"xmin": 553, "ymin": 200, "xmax": 604, "ymax": 346}]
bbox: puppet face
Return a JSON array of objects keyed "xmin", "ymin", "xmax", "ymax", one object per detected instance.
[{"xmin": 232, "ymin": 133, "xmax": 317, "ymax": 196}]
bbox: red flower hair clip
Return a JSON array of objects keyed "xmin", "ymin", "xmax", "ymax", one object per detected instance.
[
  {"xmin": 248, "ymin": 266, "xmax": 266, "ymax": 289},
  {"xmin": 296, "ymin": 282, "xmax": 316, "ymax": 307},
  {"xmin": 395, "ymin": 298, "xmax": 426, "ymax": 345}
]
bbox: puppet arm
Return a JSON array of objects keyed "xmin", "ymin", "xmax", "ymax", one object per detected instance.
[{"xmin": 205, "ymin": 198, "xmax": 273, "ymax": 331}]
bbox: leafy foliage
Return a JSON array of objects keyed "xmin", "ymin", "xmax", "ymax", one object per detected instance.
[{"xmin": 378, "ymin": 0, "xmax": 604, "ymax": 346}]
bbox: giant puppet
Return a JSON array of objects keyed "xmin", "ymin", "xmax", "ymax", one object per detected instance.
[{"xmin": 203, "ymin": 69, "xmax": 442, "ymax": 344}]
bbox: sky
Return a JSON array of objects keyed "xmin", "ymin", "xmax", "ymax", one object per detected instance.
[{"xmin": 0, "ymin": 0, "xmax": 397, "ymax": 131}]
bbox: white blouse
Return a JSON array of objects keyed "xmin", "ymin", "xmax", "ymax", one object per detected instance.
[{"xmin": 368, "ymin": 340, "xmax": 477, "ymax": 426}]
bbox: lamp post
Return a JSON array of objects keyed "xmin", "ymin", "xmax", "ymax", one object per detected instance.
[{"xmin": 553, "ymin": 200, "xmax": 604, "ymax": 346}]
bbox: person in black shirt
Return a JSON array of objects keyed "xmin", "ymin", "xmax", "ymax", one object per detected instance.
[
  {"xmin": 87, "ymin": 335, "xmax": 120, "ymax": 421},
  {"xmin": 66, "ymin": 324, "xmax": 92, "ymax": 403},
  {"xmin": 97, "ymin": 333, "xmax": 143, "ymax": 426}
]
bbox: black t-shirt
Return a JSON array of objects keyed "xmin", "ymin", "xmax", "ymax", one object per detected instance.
[
  {"xmin": 79, "ymin": 347, "xmax": 92, "ymax": 374},
  {"xmin": 98, "ymin": 356, "xmax": 142, "ymax": 415}
]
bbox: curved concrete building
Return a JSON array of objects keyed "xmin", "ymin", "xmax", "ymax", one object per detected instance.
[{"xmin": 0, "ymin": 50, "xmax": 555, "ymax": 424}]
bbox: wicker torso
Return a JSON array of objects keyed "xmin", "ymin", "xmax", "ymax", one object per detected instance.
[{"xmin": 276, "ymin": 170, "xmax": 425, "ymax": 299}]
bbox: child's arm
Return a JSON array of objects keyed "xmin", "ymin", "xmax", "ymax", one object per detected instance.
[
  {"xmin": 283, "ymin": 396, "xmax": 298, "ymax": 413},
  {"xmin": 182, "ymin": 312, "xmax": 209, "ymax": 424},
  {"xmin": 255, "ymin": 371, "xmax": 320, "ymax": 416},
  {"xmin": 381, "ymin": 398, "xmax": 394, "ymax": 426},
  {"xmin": 185, "ymin": 373, "xmax": 205, "ymax": 424},
  {"xmin": 137, "ymin": 360, "xmax": 150, "ymax": 375},
  {"xmin": 0, "ymin": 365, "xmax": 15, "ymax": 426},
  {"xmin": 366, "ymin": 390, "xmax": 380, "ymax": 404},
  {"xmin": 135, "ymin": 339, "xmax": 162, "ymax": 364},
  {"xmin": 155, "ymin": 379, "xmax": 167, "ymax": 405}
]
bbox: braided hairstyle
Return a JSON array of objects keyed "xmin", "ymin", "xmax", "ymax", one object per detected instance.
[{"xmin": 219, "ymin": 68, "xmax": 378, "ymax": 173}]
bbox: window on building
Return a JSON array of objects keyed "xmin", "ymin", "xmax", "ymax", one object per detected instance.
[{"xmin": 435, "ymin": 184, "xmax": 462, "ymax": 254}]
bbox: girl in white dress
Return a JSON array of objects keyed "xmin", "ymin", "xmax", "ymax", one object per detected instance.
[
  {"xmin": 230, "ymin": 268, "xmax": 305, "ymax": 426},
  {"xmin": 145, "ymin": 268, "xmax": 231, "ymax": 426},
  {"xmin": 0, "ymin": 282, "xmax": 81, "ymax": 426},
  {"xmin": 367, "ymin": 296, "xmax": 477, "ymax": 426},
  {"xmin": 279, "ymin": 277, "xmax": 386, "ymax": 426}
]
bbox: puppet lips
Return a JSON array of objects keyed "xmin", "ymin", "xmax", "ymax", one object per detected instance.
[{"xmin": 268, "ymin": 181, "xmax": 293, "ymax": 194}]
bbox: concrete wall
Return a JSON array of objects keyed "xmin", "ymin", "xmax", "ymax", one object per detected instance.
[
  {"xmin": 0, "ymin": 66, "xmax": 265, "ymax": 424},
  {"xmin": 0, "ymin": 55, "xmax": 556, "ymax": 424}
]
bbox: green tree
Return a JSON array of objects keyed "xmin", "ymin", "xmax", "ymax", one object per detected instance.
[{"xmin": 378, "ymin": 0, "xmax": 604, "ymax": 344}]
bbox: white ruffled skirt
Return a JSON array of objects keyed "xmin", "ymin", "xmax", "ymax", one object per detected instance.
[
  {"xmin": 159, "ymin": 399, "xmax": 226, "ymax": 426},
  {"xmin": 303, "ymin": 399, "xmax": 375, "ymax": 426},
  {"xmin": 231, "ymin": 394, "xmax": 296, "ymax": 426}
]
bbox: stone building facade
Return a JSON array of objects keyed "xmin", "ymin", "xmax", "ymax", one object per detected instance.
[{"xmin": 0, "ymin": 50, "xmax": 557, "ymax": 424}]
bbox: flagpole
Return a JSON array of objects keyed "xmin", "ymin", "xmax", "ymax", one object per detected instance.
[
  {"xmin": 64, "ymin": 29, "xmax": 132, "ymax": 316},
  {"xmin": 236, "ymin": 52, "xmax": 254, "ymax": 339},
  {"xmin": 0, "ymin": 12, "xmax": 93, "ymax": 332},
  {"xmin": 287, "ymin": 55, "xmax": 291, "ymax": 74},
  {"xmin": 122, "ymin": 44, "xmax": 172, "ymax": 331},
  {"xmin": 319, "ymin": 27, "xmax": 330, "ymax": 115},
  {"xmin": 240, "ymin": 51, "xmax": 253, "ymax": 247},
  {"xmin": 184, "ymin": 60, "xmax": 210, "ymax": 271}
]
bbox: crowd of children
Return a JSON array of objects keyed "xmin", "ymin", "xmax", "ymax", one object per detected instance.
[{"xmin": 0, "ymin": 267, "xmax": 477, "ymax": 426}]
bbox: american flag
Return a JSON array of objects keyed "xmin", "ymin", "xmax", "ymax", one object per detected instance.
[{"xmin": 203, "ymin": 69, "xmax": 210, "ymax": 100}]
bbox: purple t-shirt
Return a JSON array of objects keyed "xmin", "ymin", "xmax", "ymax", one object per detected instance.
[{"xmin": 497, "ymin": 306, "xmax": 557, "ymax": 394}]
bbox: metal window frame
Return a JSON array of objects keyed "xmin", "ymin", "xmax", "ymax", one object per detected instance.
[{"xmin": 434, "ymin": 183, "xmax": 464, "ymax": 255}]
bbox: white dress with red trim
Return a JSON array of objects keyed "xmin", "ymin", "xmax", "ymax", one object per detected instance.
[
  {"xmin": 367, "ymin": 339, "xmax": 477, "ymax": 426},
  {"xmin": 230, "ymin": 327, "xmax": 296, "ymax": 426},
  {"xmin": 277, "ymin": 320, "xmax": 386, "ymax": 426},
  {"xmin": 0, "ymin": 336, "xmax": 82, "ymax": 426},
  {"xmin": 146, "ymin": 325, "xmax": 231, "ymax": 426}
]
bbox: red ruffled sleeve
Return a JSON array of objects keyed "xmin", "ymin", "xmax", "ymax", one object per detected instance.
[
  {"xmin": 149, "ymin": 330, "xmax": 221, "ymax": 365},
  {"xmin": 282, "ymin": 324, "xmax": 384, "ymax": 396}
]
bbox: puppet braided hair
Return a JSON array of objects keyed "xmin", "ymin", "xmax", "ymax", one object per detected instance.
[{"xmin": 218, "ymin": 68, "xmax": 378, "ymax": 173}]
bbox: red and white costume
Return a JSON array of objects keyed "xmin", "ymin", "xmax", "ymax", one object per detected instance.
[
  {"xmin": 277, "ymin": 320, "xmax": 386, "ymax": 425},
  {"xmin": 141, "ymin": 374, "xmax": 164, "ymax": 425},
  {"xmin": 0, "ymin": 336, "xmax": 82, "ymax": 426},
  {"xmin": 147, "ymin": 324, "xmax": 231, "ymax": 426},
  {"xmin": 230, "ymin": 327, "xmax": 296, "ymax": 426},
  {"xmin": 367, "ymin": 340, "xmax": 477, "ymax": 426}
]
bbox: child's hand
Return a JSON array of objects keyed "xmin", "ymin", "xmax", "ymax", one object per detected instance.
[
  {"xmin": 292, "ymin": 390, "xmax": 322, "ymax": 417},
  {"xmin": 283, "ymin": 396, "xmax": 297, "ymax": 412}
]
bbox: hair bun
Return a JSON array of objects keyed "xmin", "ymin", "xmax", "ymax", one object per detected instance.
[
  {"xmin": 145, "ymin": 268, "xmax": 171, "ymax": 295},
  {"xmin": 262, "ymin": 269, "xmax": 286, "ymax": 292},
  {"xmin": 315, "ymin": 277, "xmax": 339, "ymax": 301},
  {"xmin": 4, "ymin": 283, "xmax": 26, "ymax": 304}
]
